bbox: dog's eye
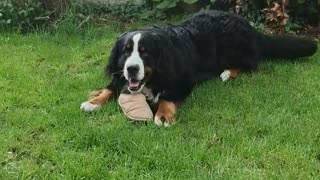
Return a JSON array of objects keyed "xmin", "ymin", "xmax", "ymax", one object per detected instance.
[
  {"xmin": 124, "ymin": 44, "xmax": 132, "ymax": 53},
  {"xmin": 124, "ymin": 46, "xmax": 132, "ymax": 56}
]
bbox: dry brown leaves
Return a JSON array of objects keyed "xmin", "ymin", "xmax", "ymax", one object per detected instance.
[{"xmin": 263, "ymin": 0, "xmax": 289, "ymax": 34}]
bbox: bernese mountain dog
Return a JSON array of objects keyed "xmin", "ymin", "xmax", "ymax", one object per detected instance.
[{"xmin": 81, "ymin": 10, "xmax": 317, "ymax": 126}]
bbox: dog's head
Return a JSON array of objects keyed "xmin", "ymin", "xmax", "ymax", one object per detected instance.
[{"xmin": 106, "ymin": 31, "xmax": 165, "ymax": 93}]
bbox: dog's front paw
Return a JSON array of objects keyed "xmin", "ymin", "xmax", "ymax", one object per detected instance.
[
  {"xmin": 154, "ymin": 116, "xmax": 163, "ymax": 126},
  {"xmin": 80, "ymin": 89, "xmax": 113, "ymax": 112},
  {"xmin": 154, "ymin": 100, "xmax": 177, "ymax": 127},
  {"xmin": 220, "ymin": 70, "xmax": 231, "ymax": 82},
  {"xmin": 154, "ymin": 114, "xmax": 175, "ymax": 127},
  {"xmin": 80, "ymin": 101, "xmax": 101, "ymax": 112},
  {"xmin": 220, "ymin": 69, "xmax": 239, "ymax": 82}
]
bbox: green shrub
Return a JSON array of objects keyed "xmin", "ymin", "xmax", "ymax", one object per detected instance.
[
  {"xmin": 74, "ymin": 1, "xmax": 148, "ymax": 22},
  {"xmin": 0, "ymin": 0, "xmax": 52, "ymax": 31},
  {"xmin": 147, "ymin": 0, "xmax": 319, "ymax": 33},
  {"xmin": 1, "ymin": 0, "xmax": 318, "ymax": 33},
  {"xmin": 288, "ymin": 0, "xmax": 319, "ymax": 24}
]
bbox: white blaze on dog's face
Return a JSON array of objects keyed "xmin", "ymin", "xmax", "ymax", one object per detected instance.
[{"xmin": 123, "ymin": 33, "xmax": 145, "ymax": 92}]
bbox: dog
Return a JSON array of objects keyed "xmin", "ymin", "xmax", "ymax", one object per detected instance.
[{"xmin": 80, "ymin": 10, "xmax": 317, "ymax": 127}]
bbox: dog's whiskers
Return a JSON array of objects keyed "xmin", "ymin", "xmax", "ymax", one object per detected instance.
[{"xmin": 112, "ymin": 70, "xmax": 123, "ymax": 75}]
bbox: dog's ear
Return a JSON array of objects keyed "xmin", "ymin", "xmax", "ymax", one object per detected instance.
[
  {"xmin": 105, "ymin": 32, "xmax": 129, "ymax": 77},
  {"xmin": 105, "ymin": 40, "xmax": 121, "ymax": 77},
  {"xmin": 118, "ymin": 32, "xmax": 128, "ymax": 39}
]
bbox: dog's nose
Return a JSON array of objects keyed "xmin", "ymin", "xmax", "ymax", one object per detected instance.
[{"xmin": 127, "ymin": 65, "xmax": 140, "ymax": 76}]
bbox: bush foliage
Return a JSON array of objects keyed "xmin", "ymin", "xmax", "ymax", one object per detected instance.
[
  {"xmin": 0, "ymin": 0, "xmax": 319, "ymax": 33},
  {"xmin": 0, "ymin": 0, "xmax": 51, "ymax": 31},
  {"xmin": 149, "ymin": 0, "xmax": 319, "ymax": 33}
]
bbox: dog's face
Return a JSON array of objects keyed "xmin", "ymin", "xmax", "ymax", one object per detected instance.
[{"xmin": 107, "ymin": 31, "xmax": 160, "ymax": 93}]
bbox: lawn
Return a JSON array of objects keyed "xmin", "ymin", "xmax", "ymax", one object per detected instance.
[{"xmin": 0, "ymin": 30, "xmax": 319, "ymax": 179}]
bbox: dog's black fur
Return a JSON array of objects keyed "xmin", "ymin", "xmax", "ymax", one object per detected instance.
[{"xmin": 105, "ymin": 10, "xmax": 317, "ymax": 103}]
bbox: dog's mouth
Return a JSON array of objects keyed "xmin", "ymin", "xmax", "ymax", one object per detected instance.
[
  {"xmin": 128, "ymin": 78, "xmax": 145, "ymax": 92},
  {"xmin": 127, "ymin": 67, "xmax": 152, "ymax": 93}
]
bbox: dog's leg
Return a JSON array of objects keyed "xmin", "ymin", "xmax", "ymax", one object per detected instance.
[
  {"xmin": 154, "ymin": 100, "xmax": 178, "ymax": 127},
  {"xmin": 80, "ymin": 89, "xmax": 113, "ymax": 112},
  {"xmin": 220, "ymin": 69, "xmax": 239, "ymax": 82}
]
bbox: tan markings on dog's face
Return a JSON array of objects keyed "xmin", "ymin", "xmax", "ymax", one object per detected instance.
[{"xmin": 144, "ymin": 66, "xmax": 153, "ymax": 81}]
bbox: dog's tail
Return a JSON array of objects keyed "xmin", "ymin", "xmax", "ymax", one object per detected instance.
[{"xmin": 258, "ymin": 33, "xmax": 317, "ymax": 59}]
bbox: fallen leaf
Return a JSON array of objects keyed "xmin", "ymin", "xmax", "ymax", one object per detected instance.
[{"xmin": 271, "ymin": 3, "xmax": 280, "ymax": 12}]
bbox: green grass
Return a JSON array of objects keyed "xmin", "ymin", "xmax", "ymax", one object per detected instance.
[{"xmin": 0, "ymin": 30, "xmax": 320, "ymax": 179}]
